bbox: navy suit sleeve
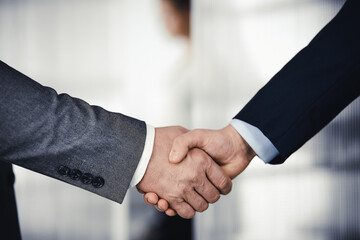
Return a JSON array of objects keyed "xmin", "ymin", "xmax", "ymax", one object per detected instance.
[{"xmin": 235, "ymin": 0, "xmax": 360, "ymax": 164}]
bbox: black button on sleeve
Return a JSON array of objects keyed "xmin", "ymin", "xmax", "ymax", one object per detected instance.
[
  {"xmin": 92, "ymin": 177, "xmax": 105, "ymax": 188},
  {"xmin": 57, "ymin": 166, "xmax": 70, "ymax": 176},
  {"xmin": 81, "ymin": 173, "xmax": 94, "ymax": 185},
  {"xmin": 69, "ymin": 169, "xmax": 83, "ymax": 180}
]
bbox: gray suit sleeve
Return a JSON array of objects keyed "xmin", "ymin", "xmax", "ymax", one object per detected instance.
[{"xmin": 0, "ymin": 60, "xmax": 147, "ymax": 203}]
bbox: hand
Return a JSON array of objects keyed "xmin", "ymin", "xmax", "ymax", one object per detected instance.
[
  {"xmin": 137, "ymin": 126, "xmax": 232, "ymax": 219},
  {"xmin": 170, "ymin": 124, "xmax": 256, "ymax": 178},
  {"xmin": 144, "ymin": 124, "xmax": 255, "ymax": 216}
]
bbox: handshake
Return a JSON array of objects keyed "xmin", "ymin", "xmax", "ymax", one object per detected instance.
[{"xmin": 136, "ymin": 125, "xmax": 256, "ymax": 219}]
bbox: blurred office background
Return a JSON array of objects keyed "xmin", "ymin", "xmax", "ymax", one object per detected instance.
[{"xmin": 0, "ymin": 0, "xmax": 358, "ymax": 239}]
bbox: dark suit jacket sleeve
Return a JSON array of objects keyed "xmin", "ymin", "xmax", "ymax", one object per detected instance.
[
  {"xmin": 234, "ymin": 0, "xmax": 360, "ymax": 164},
  {"xmin": 0, "ymin": 60, "xmax": 147, "ymax": 203}
]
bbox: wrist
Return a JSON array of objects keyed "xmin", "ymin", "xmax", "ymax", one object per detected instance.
[
  {"xmin": 130, "ymin": 124, "xmax": 155, "ymax": 188},
  {"xmin": 224, "ymin": 124, "xmax": 256, "ymax": 162}
]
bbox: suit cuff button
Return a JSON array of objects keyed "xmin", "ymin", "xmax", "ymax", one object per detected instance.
[
  {"xmin": 92, "ymin": 177, "xmax": 105, "ymax": 188},
  {"xmin": 57, "ymin": 166, "xmax": 70, "ymax": 176},
  {"xmin": 81, "ymin": 173, "xmax": 94, "ymax": 185},
  {"xmin": 69, "ymin": 169, "xmax": 83, "ymax": 180}
]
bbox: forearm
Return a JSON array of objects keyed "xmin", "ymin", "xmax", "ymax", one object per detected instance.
[
  {"xmin": 0, "ymin": 60, "xmax": 147, "ymax": 203},
  {"xmin": 235, "ymin": 0, "xmax": 360, "ymax": 164}
]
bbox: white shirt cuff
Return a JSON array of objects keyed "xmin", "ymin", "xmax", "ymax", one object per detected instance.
[
  {"xmin": 129, "ymin": 124, "xmax": 155, "ymax": 187},
  {"xmin": 230, "ymin": 119, "xmax": 279, "ymax": 163}
]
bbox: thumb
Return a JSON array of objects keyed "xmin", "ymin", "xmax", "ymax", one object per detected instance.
[{"xmin": 169, "ymin": 130, "xmax": 208, "ymax": 164}]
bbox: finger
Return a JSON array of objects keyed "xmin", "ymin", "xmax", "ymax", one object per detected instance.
[
  {"xmin": 171, "ymin": 201, "xmax": 196, "ymax": 219},
  {"xmin": 195, "ymin": 178, "xmax": 221, "ymax": 204},
  {"xmin": 144, "ymin": 193, "xmax": 159, "ymax": 206},
  {"xmin": 157, "ymin": 199, "xmax": 169, "ymax": 211},
  {"xmin": 183, "ymin": 189, "xmax": 209, "ymax": 213},
  {"xmin": 206, "ymin": 160, "xmax": 232, "ymax": 195},
  {"xmin": 165, "ymin": 208, "xmax": 177, "ymax": 217},
  {"xmin": 169, "ymin": 129, "xmax": 209, "ymax": 164},
  {"xmin": 155, "ymin": 205, "xmax": 165, "ymax": 212}
]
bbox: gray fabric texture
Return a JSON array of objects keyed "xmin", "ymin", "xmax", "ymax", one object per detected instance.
[{"xmin": 0, "ymin": 60, "xmax": 147, "ymax": 203}]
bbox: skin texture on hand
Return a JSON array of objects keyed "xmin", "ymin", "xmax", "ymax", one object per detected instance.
[
  {"xmin": 137, "ymin": 126, "xmax": 232, "ymax": 219},
  {"xmin": 170, "ymin": 125, "xmax": 256, "ymax": 179},
  {"xmin": 143, "ymin": 124, "xmax": 256, "ymax": 216}
]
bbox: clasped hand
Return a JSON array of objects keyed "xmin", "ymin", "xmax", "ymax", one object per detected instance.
[{"xmin": 136, "ymin": 125, "xmax": 255, "ymax": 219}]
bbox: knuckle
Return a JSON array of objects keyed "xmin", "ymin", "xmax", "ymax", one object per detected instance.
[
  {"xmin": 177, "ymin": 206, "xmax": 195, "ymax": 219},
  {"xmin": 177, "ymin": 182, "xmax": 187, "ymax": 194},
  {"xmin": 176, "ymin": 181, "xmax": 186, "ymax": 193},
  {"xmin": 169, "ymin": 200, "xmax": 182, "ymax": 213},
  {"xmin": 177, "ymin": 126, "xmax": 188, "ymax": 133},
  {"xmin": 168, "ymin": 196, "xmax": 183, "ymax": 208},
  {"xmin": 191, "ymin": 150, "xmax": 209, "ymax": 166},
  {"xmin": 185, "ymin": 210, "xmax": 196, "ymax": 219},
  {"xmin": 192, "ymin": 129, "xmax": 202, "ymax": 136},
  {"xmin": 205, "ymin": 157, "xmax": 213, "ymax": 170},
  {"xmin": 218, "ymin": 176, "xmax": 232, "ymax": 193},
  {"xmin": 191, "ymin": 176, "xmax": 198, "ymax": 185},
  {"xmin": 223, "ymin": 179, "xmax": 232, "ymax": 195},
  {"xmin": 210, "ymin": 192, "xmax": 220, "ymax": 203},
  {"xmin": 198, "ymin": 201, "xmax": 209, "ymax": 212},
  {"xmin": 189, "ymin": 148, "xmax": 203, "ymax": 158},
  {"xmin": 198, "ymin": 179, "xmax": 206, "ymax": 189},
  {"xmin": 191, "ymin": 175, "xmax": 202, "ymax": 185}
]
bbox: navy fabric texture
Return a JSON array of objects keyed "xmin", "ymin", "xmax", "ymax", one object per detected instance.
[
  {"xmin": 0, "ymin": 162, "xmax": 21, "ymax": 240},
  {"xmin": 235, "ymin": 0, "xmax": 360, "ymax": 164}
]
